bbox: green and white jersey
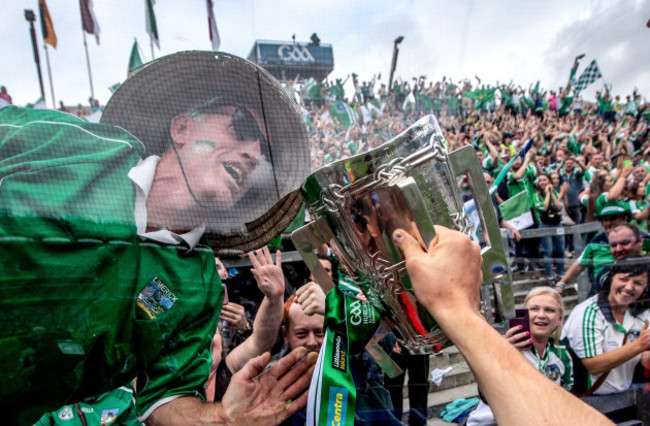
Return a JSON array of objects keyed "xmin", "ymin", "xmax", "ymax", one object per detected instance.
[
  {"xmin": 482, "ymin": 156, "xmax": 505, "ymax": 177},
  {"xmin": 629, "ymin": 199, "xmax": 648, "ymax": 232},
  {"xmin": 594, "ymin": 192, "xmax": 632, "ymax": 217},
  {"xmin": 506, "ymin": 163, "xmax": 536, "ymax": 199},
  {"xmin": 577, "ymin": 240, "xmax": 614, "ymax": 278},
  {"xmin": 626, "ymin": 100, "xmax": 638, "ymax": 116},
  {"xmin": 583, "ymin": 166, "xmax": 601, "ymax": 189},
  {"xmin": 35, "ymin": 385, "xmax": 142, "ymax": 426},
  {"xmin": 0, "ymin": 107, "xmax": 223, "ymax": 424},
  {"xmin": 522, "ymin": 341, "xmax": 573, "ymax": 390},
  {"xmin": 532, "ymin": 189, "xmax": 560, "ymax": 225},
  {"xmin": 562, "ymin": 296, "xmax": 650, "ymax": 394}
]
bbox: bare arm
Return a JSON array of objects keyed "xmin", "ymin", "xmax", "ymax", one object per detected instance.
[
  {"xmin": 607, "ymin": 165, "xmax": 633, "ymax": 200},
  {"xmin": 550, "ymin": 187, "xmax": 563, "ymax": 210},
  {"xmin": 484, "ymin": 138, "xmax": 499, "ymax": 161},
  {"xmin": 499, "ymin": 219, "xmax": 521, "ymax": 242},
  {"xmin": 147, "ymin": 348, "xmax": 316, "ymax": 426},
  {"xmin": 226, "ymin": 248, "xmax": 285, "ymax": 373},
  {"xmin": 391, "ymin": 226, "xmax": 612, "ymax": 425},
  {"xmin": 556, "ymin": 260, "xmax": 586, "ymax": 293},
  {"xmin": 581, "ymin": 321, "xmax": 649, "ymax": 375},
  {"xmin": 512, "ymin": 151, "xmax": 532, "ymax": 180}
]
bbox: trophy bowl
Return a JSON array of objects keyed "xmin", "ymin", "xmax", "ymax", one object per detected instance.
[{"xmin": 292, "ymin": 115, "xmax": 514, "ymax": 354}]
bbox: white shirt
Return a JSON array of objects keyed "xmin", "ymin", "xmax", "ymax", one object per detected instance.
[
  {"xmin": 562, "ymin": 295, "xmax": 650, "ymax": 394},
  {"xmin": 128, "ymin": 155, "xmax": 205, "ymax": 249}
]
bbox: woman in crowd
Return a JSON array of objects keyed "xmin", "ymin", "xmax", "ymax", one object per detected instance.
[
  {"xmin": 533, "ymin": 173, "xmax": 567, "ymax": 280},
  {"xmin": 562, "ymin": 256, "xmax": 650, "ymax": 396},
  {"xmin": 626, "ymin": 180, "xmax": 650, "ymax": 232},
  {"xmin": 467, "ymin": 287, "xmax": 572, "ymax": 425},
  {"xmin": 583, "ymin": 171, "xmax": 612, "ymax": 223}
]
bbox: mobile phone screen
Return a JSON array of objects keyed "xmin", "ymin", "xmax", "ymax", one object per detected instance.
[{"xmin": 508, "ymin": 308, "xmax": 530, "ymax": 335}]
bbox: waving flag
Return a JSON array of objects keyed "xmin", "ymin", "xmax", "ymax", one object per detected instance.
[
  {"xmin": 500, "ymin": 190, "xmax": 534, "ymax": 230},
  {"xmin": 568, "ymin": 53, "xmax": 585, "ymax": 85},
  {"xmin": 128, "ymin": 40, "xmax": 144, "ymax": 76},
  {"xmin": 330, "ymin": 100, "xmax": 358, "ymax": 129},
  {"xmin": 206, "ymin": 0, "xmax": 220, "ymax": 51},
  {"xmin": 79, "ymin": 0, "xmax": 100, "ymax": 44},
  {"xmin": 145, "ymin": 0, "xmax": 159, "ymax": 49},
  {"xmin": 304, "ymin": 78, "xmax": 322, "ymax": 100},
  {"xmin": 573, "ymin": 59, "xmax": 602, "ymax": 94},
  {"xmin": 38, "ymin": 0, "xmax": 57, "ymax": 48}
]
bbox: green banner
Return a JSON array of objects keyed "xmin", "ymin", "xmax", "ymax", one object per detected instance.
[{"xmin": 307, "ymin": 287, "xmax": 380, "ymax": 425}]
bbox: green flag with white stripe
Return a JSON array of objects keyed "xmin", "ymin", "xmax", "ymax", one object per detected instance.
[
  {"xmin": 500, "ymin": 190, "xmax": 534, "ymax": 230},
  {"xmin": 330, "ymin": 100, "xmax": 358, "ymax": 129}
]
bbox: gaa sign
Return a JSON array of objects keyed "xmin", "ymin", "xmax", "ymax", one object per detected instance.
[
  {"xmin": 278, "ymin": 44, "xmax": 315, "ymax": 63},
  {"xmin": 248, "ymin": 40, "xmax": 334, "ymax": 81}
]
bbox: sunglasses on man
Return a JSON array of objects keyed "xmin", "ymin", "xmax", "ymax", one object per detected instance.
[{"xmin": 189, "ymin": 100, "xmax": 271, "ymax": 159}]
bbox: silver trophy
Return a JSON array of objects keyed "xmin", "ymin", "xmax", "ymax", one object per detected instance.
[{"xmin": 292, "ymin": 115, "xmax": 514, "ymax": 354}]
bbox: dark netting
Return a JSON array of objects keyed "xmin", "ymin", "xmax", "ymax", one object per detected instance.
[{"xmin": 101, "ymin": 51, "xmax": 309, "ymax": 254}]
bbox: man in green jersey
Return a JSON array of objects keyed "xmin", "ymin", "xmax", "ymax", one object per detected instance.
[{"xmin": 0, "ymin": 51, "xmax": 314, "ymax": 424}]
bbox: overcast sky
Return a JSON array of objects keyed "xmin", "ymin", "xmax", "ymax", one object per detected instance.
[{"xmin": 3, "ymin": 0, "xmax": 649, "ymax": 108}]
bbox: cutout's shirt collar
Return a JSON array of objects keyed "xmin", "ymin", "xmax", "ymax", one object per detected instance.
[{"xmin": 129, "ymin": 156, "xmax": 205, "ymax": 249}]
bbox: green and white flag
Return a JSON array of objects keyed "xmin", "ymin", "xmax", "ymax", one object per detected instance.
[
  {"xmin": 307, "ymin": 287, "xmax": 381, "ymax": 426},
  {"xmin": 402, "ymin": 92, "xmax": 415, "ymax": 112},
  {"xmin": 500, "ymin": 190, "xmax": 534, "ymax": 230},
  {"xmin": 108, "ymin": 82, "xmax": 121, "ymax": 94},
  {"xmin": 145, "ymin": 0, "xmax": 159, "ymax": 49},
  {"xmin": 368, "ymin": 98, "xmax": 385, "ymax": 117},
  {"xmin": 304, "ymin": 78, "xmax": 322, "ymax": 100},
  {"xmin": 128, "ymin": 39, "xmax": 144, "ymax": 77},
  {"xmin": 26, "ymin": 97, "xmax": 46, "ymax": 109},
  {"xmin": 330, "ymin": 100, "xmax": 358, "ymax": 129},
  {"xmin": 573, "ymin": 59, "xmax": 602, "ymax": 94}
]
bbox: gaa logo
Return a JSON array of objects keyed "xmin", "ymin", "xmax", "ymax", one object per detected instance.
[
  {"xmin": 349, "ymin": 299, "xmax": 363, "ymax": 326},
  {"xmin": 278, "ymin": 45, "xmax": 315, "ymax": 62}
]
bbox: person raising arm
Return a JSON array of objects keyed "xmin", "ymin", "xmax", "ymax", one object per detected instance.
[{"xmin": 391, "ymin": 226, "xmax": 612, "ymax": 425}]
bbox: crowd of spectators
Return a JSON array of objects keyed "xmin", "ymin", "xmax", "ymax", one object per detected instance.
[
  {"xmin": 3, "ymin": 67, "xmax": 649, "ymax": 423},
  {"xmin": 277, "ymin": 72, "xmax": 650, "ymax": 282}
]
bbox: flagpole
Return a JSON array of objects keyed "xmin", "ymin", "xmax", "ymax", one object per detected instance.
[
  {"xmin": 82, "ymin": 31, "xmax": 95, "ymax": 101},
  {"xmin": 42, "ymin": 42, "xmax": 56, "ymax": 108},
  {"xmin": 150, "ymin": 36, "xmax": 155, "ymax": 60},
  {"xmin": 24, "ymin": 10, "xmax": 46, "ymax": 103}
]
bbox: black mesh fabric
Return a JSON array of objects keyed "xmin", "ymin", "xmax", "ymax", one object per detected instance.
[{"xmin": 101, "ymin": 51, "xmax": 309, "ymax": 254}]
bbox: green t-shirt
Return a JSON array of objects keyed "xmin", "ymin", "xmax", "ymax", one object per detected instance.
[
  {"xmin": 446, "ymin": 94, "xmax": 459, "ymax": 110},
  {"xmin": 578, "ymin": 241, "xmax": 615, "ymax": 278},
  {"xmin": 507, "ymin": 163, "xmax": 536, "ymax": 199},
  {"xmin": 0, "ymin": 107, "xmax": 223, "ymax": 424},
  {"xmin": 35, "ymin": 385, "xmax": 142, "ymax": 426},
  {"xmin": 532, "ymin": 189, "xmax": 561, "ymax": 225},
  {"xmin": 630, "ymin": 199, "xmax": 649, "ymax": 232},
  {"xmin": 594, "ymin": 193, "xmax": 631, "ymax": 217}
]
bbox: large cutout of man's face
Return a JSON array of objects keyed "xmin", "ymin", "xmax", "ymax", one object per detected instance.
[{"xmin": 169, "ymin": 104, "xmax": 270, "ymax": 210}]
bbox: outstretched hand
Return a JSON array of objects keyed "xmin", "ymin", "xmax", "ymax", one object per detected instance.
[
  {"xmin": 248, "ymin": 247, "xmax": 284, "ymax": 299},
  {"xmin": 221, "ymin": 347, "xmax": 318, "ymax": 425}
]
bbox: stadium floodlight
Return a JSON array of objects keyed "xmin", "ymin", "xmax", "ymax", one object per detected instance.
[
  {"xmin": 24, "ymin": 9, "xmax": 46, "ymax": 102},
  {"xmin": 389, "ymin": 36, "xmax": 405, "ymax": 92}
]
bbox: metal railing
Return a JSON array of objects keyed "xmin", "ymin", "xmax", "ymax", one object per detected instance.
[{"xmin": 501, "ymin": 221, "xmax": 604, "ymax": 301}]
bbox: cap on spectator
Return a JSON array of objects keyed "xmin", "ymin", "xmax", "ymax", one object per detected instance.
[{"xmin": 594, "ymin": 205, "xmax": 631, "ymax": 220}]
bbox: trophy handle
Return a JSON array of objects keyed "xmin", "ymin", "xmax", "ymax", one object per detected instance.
[
  {"xmin": 449, "ymin": 146, "xmax": 515, "ymax": 321},
  {"xmin": 291, "ymin": 218, "xmax": 336, "ymax": 293},
  {"xmin": 292, "ymin": 218, "xmax": 404, "ymax": 378}
]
